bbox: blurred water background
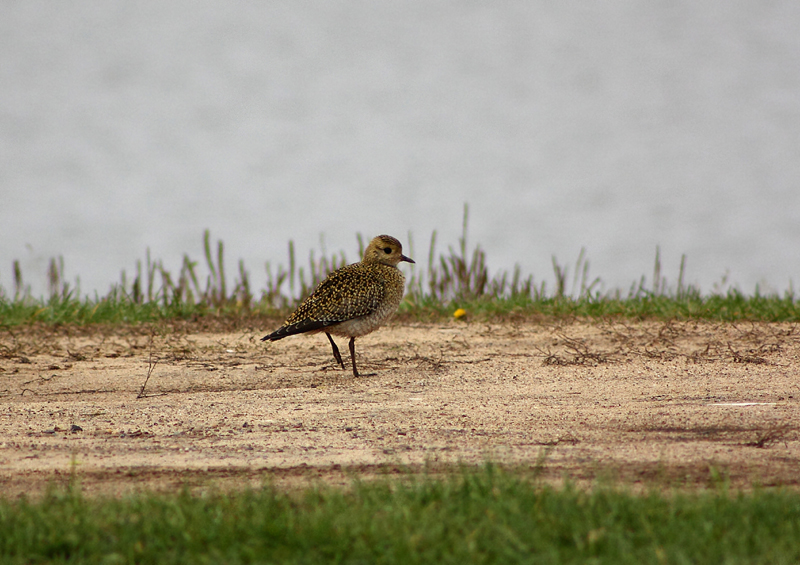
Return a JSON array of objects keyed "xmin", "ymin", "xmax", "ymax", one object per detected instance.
[{"xmin": 2, "ymin": 1, "xmax": 799, "ymax": 299}]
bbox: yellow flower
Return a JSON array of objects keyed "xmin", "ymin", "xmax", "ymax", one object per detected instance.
[{"xmin": 453, "ymin": 308, "xmax": 467, "ymax": 319}]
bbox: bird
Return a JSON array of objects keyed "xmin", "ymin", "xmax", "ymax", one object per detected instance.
[{"xmin": 261, "ymin": 234, "xmax": 414, "ymax": 377}]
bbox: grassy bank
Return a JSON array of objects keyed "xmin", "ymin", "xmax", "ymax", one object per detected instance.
[
  {"xmin": 2, "ymin": 465, "xmax": 799, "ymax": 564},
  {"xmin": 2, "ymin": 207, "xmax": 798, "ymax": 325},
  {"xmin": 4, "ymin": 288, "xmax": 799, "ymax": 327}
]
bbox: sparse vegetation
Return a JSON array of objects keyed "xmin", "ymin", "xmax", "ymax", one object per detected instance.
[{"xmin": 2, "ymin": 204, "xmax": 799, "ymax": 326}]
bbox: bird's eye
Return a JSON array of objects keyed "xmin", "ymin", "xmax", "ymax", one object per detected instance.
[{"xmin": 383, "ymin": 247, "xmax": 392, "ymax": 254}]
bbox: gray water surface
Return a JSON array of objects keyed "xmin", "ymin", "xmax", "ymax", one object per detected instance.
[{"xmin": 2, "ymin": 2, "xmax": 799, "ymax": 297}]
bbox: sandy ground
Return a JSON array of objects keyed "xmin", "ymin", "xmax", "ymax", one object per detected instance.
[{"xmin": 1, "ymin": 318, "xmax": 799, "ymax": 496}]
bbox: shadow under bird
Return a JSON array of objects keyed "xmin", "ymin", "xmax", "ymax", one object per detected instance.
[{"xmin": 261, "ymin": 235, "xmax": 414, "ymax": 377}]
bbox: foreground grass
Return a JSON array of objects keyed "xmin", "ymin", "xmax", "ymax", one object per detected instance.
[{"xmin": 1, "ymin": 466, "xmax": 799, "ymax": 564}]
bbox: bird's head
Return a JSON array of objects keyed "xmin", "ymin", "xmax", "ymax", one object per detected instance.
[{"xmin": 363, "ymin": 235, "xmax": 415, "ymax": 267}]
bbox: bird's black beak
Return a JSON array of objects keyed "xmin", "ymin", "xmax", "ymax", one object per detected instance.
[{"xmin": 401, "ymin": 255, "xmax": 415, "ymax": 264}]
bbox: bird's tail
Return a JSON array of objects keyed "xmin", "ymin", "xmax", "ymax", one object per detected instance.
[
  {"xmin": 261, "ymin": 319, "xmax": 334, "ymax": 342},
  {"xmin": 261, "ymin": 331, "xmax": 285, "ymax": 342}
]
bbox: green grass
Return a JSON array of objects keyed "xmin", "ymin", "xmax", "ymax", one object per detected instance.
[
  {"xmin": 2, "ymin": 206, "xmax": 799, "ymax": 325},
  {"xmin": 3, "ymin": 284, "xmax": 799, "ymax": 327},
  {"xmin": 2, "ymin": 465, "xmax": 799, "ymax": 564}
]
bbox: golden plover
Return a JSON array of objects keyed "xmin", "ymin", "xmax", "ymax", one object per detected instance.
[{"xmin": 261, "ymin": 235, "xmax": 414, "ymax": 377}]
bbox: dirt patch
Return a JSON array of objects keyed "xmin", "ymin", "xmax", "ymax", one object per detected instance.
[{"xmin": 1, "ymin": 319, "xmax": 799, "ymax": 496}]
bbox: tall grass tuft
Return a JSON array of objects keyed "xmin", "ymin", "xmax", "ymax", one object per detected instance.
[{"xmin": 411, "ymin": 204, "xmax": 539, "ymax": 305}]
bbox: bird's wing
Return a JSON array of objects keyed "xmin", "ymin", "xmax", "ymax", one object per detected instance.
[
  {"xmin": 262, "ymin": 266, "xmax": 385, "ymax": 341},
  {"xmin": 294, "ymin": 266, "xmax": 385, "ymax": 323}
]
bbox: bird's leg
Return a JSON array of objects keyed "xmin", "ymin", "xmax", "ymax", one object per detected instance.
[
  {"xmin": 349, "ymin": 337, "xmax": 359, "ymax": 378},
  {"xmin": 326, "ymin": 333, "xmax": 344, "ymax": 369},
  {"xmin": 348, "ymin": 337, "xmax": 375, "ymax": 377}
]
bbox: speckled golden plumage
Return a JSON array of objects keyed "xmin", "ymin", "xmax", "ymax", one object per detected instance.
[{"xmin": 262, "ymin": 235, "xmax": 414, "ymax": 377}]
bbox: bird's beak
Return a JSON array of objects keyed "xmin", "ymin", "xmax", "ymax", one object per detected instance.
[{"xmin": 401, "ymin": 255, "xmax": 415, "ymax": 264}]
